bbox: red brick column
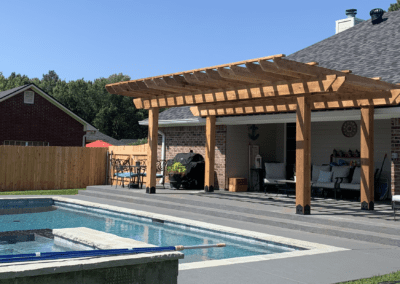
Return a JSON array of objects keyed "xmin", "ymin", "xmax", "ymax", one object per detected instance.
[
  {"xmin": 391, "ymin": 118, "xmax": 400, "ymax": 196},
  {"xmin": 160, "ymin": 125, "xmax": 227, "ymax": 189}
]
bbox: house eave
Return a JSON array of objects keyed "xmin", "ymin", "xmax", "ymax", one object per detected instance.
[{"xmin": 139, "ymin": 106, "xmax": 400, "ymax": 127}]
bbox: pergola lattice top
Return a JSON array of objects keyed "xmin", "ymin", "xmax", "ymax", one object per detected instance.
[{"xmin": 106, "ymin": 54, "xmax": 400, "ymax": 117}]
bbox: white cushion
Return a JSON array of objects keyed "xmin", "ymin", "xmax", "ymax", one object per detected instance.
[
  {"xmin": 339, "ymin": 183, "xmax": 360, "ymax": 191},
  {"xmin": 312, "ymin": 165, "xmax": 330, "ymax": 182},
  {"xmin": 312, "ymin": 182, "xmax": 336, "ymax": 189},
  {"xmin": 264, "ymin": 178, "xmax": 282, "ymax": 185},
  {"xmin": 265, "ymin": 163, "xmax": 285, "ymax": 179},
  {"xmin": 332, "ymin": 166, "xmax": 351, "ymax": 182},
  {"xmin": 393, "ymin": 195, "xmax": 400, "ymax": 202},
  {"xmin": 351, "ymin": 167, "xmax": 361, "ymax": 184}
]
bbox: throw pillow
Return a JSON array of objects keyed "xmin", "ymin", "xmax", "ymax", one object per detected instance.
[
  {"xmin": 312, "ymin": 165, "xmax": 331, "ymax": 182},
  {"xmin": 317, "ymin": 170, "xmax": 333, "ymax": 183}
]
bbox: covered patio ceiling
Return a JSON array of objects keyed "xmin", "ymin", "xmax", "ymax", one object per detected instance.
[{"xmin": 106, "ymin": 54, "xmax": 400, "ymax": 116}]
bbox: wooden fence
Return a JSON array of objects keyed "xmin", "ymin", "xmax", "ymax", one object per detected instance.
[{"xmin": 0, "ymin": 146, "xmax": 108, "ymax": 191}]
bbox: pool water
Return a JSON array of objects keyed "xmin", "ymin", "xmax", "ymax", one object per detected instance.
[
  {"xmin": 0, "ymin": 200, "xmax": 298, "ymax": 263},
  {"xmin": 0, "ymin": 235, "xmax": 73, "ymax": 255}
]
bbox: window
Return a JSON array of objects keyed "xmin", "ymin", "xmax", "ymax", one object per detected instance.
[{"xmin": 4, "ymin": 140, "xmax": 49, "ymax": 146}]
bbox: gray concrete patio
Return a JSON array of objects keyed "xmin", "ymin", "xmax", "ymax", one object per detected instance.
[{"xmin": 2, "ymin": 185, "xmax": 400, "ymax": 283}]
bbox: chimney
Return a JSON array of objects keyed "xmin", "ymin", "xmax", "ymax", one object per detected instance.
[{"xmin": 335, "ymin": 9, "xmax": 364, "ymax": 34}]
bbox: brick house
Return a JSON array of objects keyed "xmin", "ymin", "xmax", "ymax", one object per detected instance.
[
  {"xmin": 0, "ymin": 84, "xmax": 97, "ymax": 147},
  {"xmin": 138, "ymin": 9, "xmax": 400, "ymax": 196}
]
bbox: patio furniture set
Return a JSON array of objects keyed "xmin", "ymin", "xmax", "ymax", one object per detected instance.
[
  {"xmin": 109, "ymin": 154, "xmax": 166, "ymax": 189},
  {"xmin": 263, "ymin": 162, "xmax": 364, "ymax": 199}
]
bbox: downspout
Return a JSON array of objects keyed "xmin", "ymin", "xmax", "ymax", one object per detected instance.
[
  {"xmin": 158, "ymin": 130, "xmax": 166, "ymax": 184},
  {"xmin": 82, "ymin": 134, "xmax": 87, "ymax": 147}
]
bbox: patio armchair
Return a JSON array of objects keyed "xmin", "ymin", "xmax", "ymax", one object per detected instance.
[
  {"xmin": 138, "ymin": 159, "xmax": 167, "ymax": 189},
  {"xmin": 311, "ymin": 165, "xmax": 351, "ymax": 198},
  {"xmin": 337, "ymin": 167, "xmax": 361, "ymax": 194},
  {"xmin": 263, "ymin": 162, "xmax": 286, "ymax": 193},
  {"xmin": 110, "ymin": 157, "xmax": 137, "ymax": 188}
]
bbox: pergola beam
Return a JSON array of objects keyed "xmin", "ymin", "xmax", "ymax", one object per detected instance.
[
  {"xmin": 134, "ymin": 75, "xmax": 343, "ymax": 109},
  {"xmin": 295, "ymin": 96, "xmax": 311, "ymax": 215},
  {"xmin": 189, "ymin": 89, "xmax": 394, "ymax": 117},
  {"xmin": 360, "ymin": 105, "xmax": 374, "ymax": 210},
  {"xmin": 146, "ymin": 108, "xmax": 159, "ymax": 194},
  {"xmin": 204, "ymin": 115, "xmax": 216, "ymax": 192}
]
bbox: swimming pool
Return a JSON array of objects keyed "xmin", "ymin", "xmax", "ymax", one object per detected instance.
[{"xmin": 0, "ymin": 198, "xmax": 299, "ymax": 264}]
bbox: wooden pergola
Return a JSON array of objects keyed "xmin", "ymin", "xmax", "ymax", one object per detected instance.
[{"xmin": 106, "ymin": 54, "xmax": 400, "ymax": 214}]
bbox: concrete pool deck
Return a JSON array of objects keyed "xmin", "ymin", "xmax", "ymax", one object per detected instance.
[{"xmin": 1, "ymin": 186, "xmax": 400, "ymax": 284}]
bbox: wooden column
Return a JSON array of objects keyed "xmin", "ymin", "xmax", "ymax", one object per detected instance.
[
  {"xmin": 146, "ymin": 107, "xmax": 159, "ymax": 194},
  {"xmin": 295, "ymin": 96, "xmax": 311, "ymax": 215},
  {"xmin": 205, "ymin": 115, "xmax": 216, "ymax": 192},
  {"xmin": 360, "ymin": 105, "xmax": 374, "ymax": 210}
]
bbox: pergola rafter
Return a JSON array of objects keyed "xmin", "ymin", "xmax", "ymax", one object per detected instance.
[{"xmin": 106, "ymin": 54, "xmax": 400, "ymax": 215}]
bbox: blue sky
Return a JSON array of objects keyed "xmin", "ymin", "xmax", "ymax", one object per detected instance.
[{"xmin": 0, "ymin": 0, "xmax": 396, "ymax": 82}]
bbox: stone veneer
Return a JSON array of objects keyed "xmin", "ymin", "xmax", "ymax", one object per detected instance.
[
  {"xmin": 158, "ymin": 125, "xmax": 227, "ymax": 190},
  {"xmin": 392, "ymin": 118, "xmax": 400, "ymax": 196}
]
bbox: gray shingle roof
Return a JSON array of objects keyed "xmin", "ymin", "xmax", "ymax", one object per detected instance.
[
  {"xmin": 286, "ymin": 10, "xmax": 400, "ymax": 84},
  {"xmin": 0, "ymin": 84, "xmax": 30, "ymax": 99},
  {"xmin": 141, "ymin": 106, "xmax": 197, "ymax": 123},
  {"xmin": 85, "ymin": 131, "xmax": 122, "ymax": 145},
  {"xmin": 141, "ymin": 10, "xmax": 400, "ymax": 124}
]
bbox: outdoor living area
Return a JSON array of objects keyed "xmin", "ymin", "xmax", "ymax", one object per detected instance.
[
  {"xmin": 105, "ymin": 54, "xmax": 400, "ymax": 215},
  {"xmin": 225, "ymin": 118, "xmax": 391, "ymax": 200}
]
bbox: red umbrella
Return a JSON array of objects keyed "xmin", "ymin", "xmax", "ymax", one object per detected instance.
[{"xmin": 86, "ymin": 140, "xmax": 113, "ymax": 147}]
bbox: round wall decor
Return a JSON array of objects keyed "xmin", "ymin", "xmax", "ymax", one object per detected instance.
[{"xmin": 342, "ymin": 121, "xmax": 357, "ymax": 137}]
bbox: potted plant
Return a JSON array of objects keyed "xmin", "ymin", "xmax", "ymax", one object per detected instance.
[{"xmin": 166, "ymin": 162, "xmax": 187, "ymax": 189}]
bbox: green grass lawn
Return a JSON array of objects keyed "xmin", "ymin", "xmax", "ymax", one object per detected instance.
[
  {"xmin": 0, "ymin": 188, "xmax": 85, "ymax": 195},
  {"xmin": 339, "ymin": 270, "xmax": 400, "ymax": 283}
]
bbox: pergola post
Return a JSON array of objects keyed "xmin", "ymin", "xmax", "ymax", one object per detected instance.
[
  {"xmin": 295, "ymin": 96, "xmax": 311, "ymax": 215},
  {"xmin": 146, "ymin": 107, "xmax": 159, "ymax": 194},
  {"xmin": 205, "ymin": 115, "xmax": 216, "ymax": 192},
  {"xmin": 360, "ymin": 105, "xmax": 374, "ymax": 210}
]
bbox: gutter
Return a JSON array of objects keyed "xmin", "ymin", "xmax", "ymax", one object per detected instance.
[
  {"xmin": 158, "ymin": 130, "xmax": 166, "ymax": 184},
  {"xmin": 82, "ymin": 134, "xmax": 87, "ymax": 147}
]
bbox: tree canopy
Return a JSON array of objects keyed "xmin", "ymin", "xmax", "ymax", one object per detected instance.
[
  {"xmin": 0, "ymin": 71, "xmax": 149, "ymax": 140},
  {"xmin": 389, "ymin": 0, "xmax": 400, "ymax": 11}
]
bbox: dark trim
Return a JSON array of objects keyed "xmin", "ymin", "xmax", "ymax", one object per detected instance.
[
  {"xmin": 296, "ymin": 204, "xmax": 311, "ymax": 215},
  {"xmin": 146, "ymin": 186, "xmax": 156, "ymax": 194}
]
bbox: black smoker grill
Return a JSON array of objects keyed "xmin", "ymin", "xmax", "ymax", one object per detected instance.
[{"xmin": 167, "ymin": 152, "xmax": 205, "ymax": 189}]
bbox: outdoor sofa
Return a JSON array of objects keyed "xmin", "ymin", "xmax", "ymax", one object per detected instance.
[{"xmin": 312, "ymin": 165, "xmax": 361, "ymax": 198}]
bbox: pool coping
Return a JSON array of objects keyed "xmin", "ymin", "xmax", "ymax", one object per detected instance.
[{"xmin": 0, "ymin": 197, "xmax": 349, "ymax": 271}]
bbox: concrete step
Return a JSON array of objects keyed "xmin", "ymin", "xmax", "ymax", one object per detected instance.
[
  {"xmin": 83, "ymin": 186, "xmax": 398, "ymax": 235},
  {"xmin": 78, "ymin": 188, "xmax": 400, "ymax": 247}
]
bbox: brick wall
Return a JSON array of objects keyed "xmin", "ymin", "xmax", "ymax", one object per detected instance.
[
  {"xmin": 392, "ymin": 118, "xmax": 400, "ymax": 196},
  {"xmin": 0, "ymin": 89, "xmax": 85, "ymax": 146},
  {"xmin": 159, "ymin": 125, "xmax": 227, "ymax": 190}
]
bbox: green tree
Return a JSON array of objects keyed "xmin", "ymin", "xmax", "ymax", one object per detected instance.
[
  {"xmin": 40, "ymin": 70, "xmax": 59, "ymax": 95},
  {"xmin": 389, "ymin": 0, "xmax": 400, "ymax": 11},
  {"xmin": 0, "ymin": 70, "xmax": 149, "ymax": 140}
]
